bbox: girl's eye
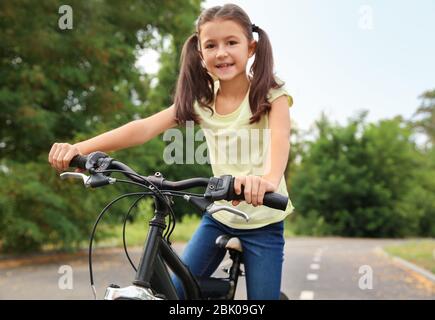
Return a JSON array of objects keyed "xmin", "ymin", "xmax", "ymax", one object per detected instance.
[
  {"xmin": 205, "ymin": 44, "xmax": 215, "ymax": 49},
  {"xmin": 228, "ymin": 41, "xmax": 238, "ymax": 45}
]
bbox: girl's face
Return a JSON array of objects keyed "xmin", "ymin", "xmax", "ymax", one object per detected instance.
[{"xmin": 199, "ymin": 19, "xmax": 256, "ymax": 82}]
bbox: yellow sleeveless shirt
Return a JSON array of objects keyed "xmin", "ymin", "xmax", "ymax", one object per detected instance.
[{"xmin": 191, "ymin": 80, "xmax": 295, "ymax": 229}]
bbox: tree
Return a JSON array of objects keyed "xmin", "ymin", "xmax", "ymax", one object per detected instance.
[
  {"xmin": 0, "ymin": 0, "xmax": 203, "ymax": 252},
  {"xmin": 0, "ymin": 0, "xmax": 201, "ymax": 161},
  {"xmin": 412, "ymin": 89, "xmax": 435, "ymax": 149},
  {"xmin": 291, "ymin": 112, "xmax": 430, "ymax": 237}
]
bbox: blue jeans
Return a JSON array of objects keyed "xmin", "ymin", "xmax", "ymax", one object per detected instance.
[{"xmin": 172, "ymin": 214, "xmax": 285, "ymax": 300}]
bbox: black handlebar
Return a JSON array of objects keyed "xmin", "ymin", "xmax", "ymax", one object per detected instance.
[
  {"xmin": 69, "ymin": 153, "xmax": 288, "ymax": 211},
  {"xmin": 228, "ymin": 181, "xmax": 288, "ymax": 211},
  {"xmin": 70, "ymin": 154, "xmax": 87, "ymax": 169}
]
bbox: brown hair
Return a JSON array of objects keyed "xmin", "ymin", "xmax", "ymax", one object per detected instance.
[{"xmin": 174, "ymin": 3, "xmax": 283, "ymax": 125}]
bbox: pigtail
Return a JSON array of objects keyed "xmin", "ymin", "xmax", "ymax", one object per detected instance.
[
  {"xmin": 174, "ymin": 33, "xmax": 214, "ymax": 125},
  {"xmin": 249, "ymin": 27, "xmax": 283, "ymax": 124}
]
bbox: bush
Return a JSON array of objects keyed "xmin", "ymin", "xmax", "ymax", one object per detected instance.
[{"xmin": 291, "ymin": 114, "xmax": 432, "ymax": 237}]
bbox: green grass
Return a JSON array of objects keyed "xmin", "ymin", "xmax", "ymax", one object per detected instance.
[
  {"xmin": 97, "ymin": 214, "xmax": 202, "ymax": 247},
  {"xmin": 284, "ymin": 219, "xmax": 297, "ymax": 238},
  {"xmin": 384, "ymin": 240, "xmax": 435, "ymax": 274},
  {"xmin": 97, "ymin": 215, "xmax": 297, "ymax": 248}
]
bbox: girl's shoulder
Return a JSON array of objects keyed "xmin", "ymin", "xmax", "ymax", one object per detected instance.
[{"xmin": 267, "ymin": 77, "xmax": 293, "ymax": 107}]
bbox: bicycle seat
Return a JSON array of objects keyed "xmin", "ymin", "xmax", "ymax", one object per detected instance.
[{"xmin": 215, "ymin": 235, "xmax": 243, "ymax": 253}]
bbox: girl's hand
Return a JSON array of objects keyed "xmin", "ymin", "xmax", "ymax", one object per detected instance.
[
  {"xmin": 48, "ymin": 143, "xmax": 82, "ymax": 172},
  {"xmin": 232, "ymin": 175, "xmax": 279, "ymax": 207}
]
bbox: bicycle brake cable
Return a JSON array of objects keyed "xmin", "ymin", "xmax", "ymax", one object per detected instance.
[
  {"xmin": 88, "ymin": 191, "xmax": 153, "ymax": 299},
  {"xmin": 101, "ymin": 169, "xmax": 177, "ymax": 242},
  {"xmin": 122, "ymin": 194, "xmax": 148, "ymax": 272},
  {"xmin": 87, "ymin": 173, "xmax": 177, "ymax": 298},
  {"xmin": 101, "ymin": 170, "xmax": 176, "ymax": 228}
]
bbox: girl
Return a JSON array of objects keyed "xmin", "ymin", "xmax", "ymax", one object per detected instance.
[{"xmin": 48, "ymin": 3, "xmax": 294, "ymax": 300}]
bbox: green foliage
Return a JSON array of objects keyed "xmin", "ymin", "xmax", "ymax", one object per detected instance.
[
  {"xmin": 290, "ymin": 112, "xmax": 435, "ymax": 237},
  {"xmin": 412, "ymin": 88, "xmax": 435, "ymax": 148},
  {"xmin": 411, "ymin": 149, "xmax": 435, "ymax": 236},
  {"xmin": 0, "ymin": 159, "xmax": 80, "ymax": 252},
  {"xmin": 0, "ymin": 0, "xmax": 203, "ymax": 253},
  {"xmin": 0, "ymin": 0, "xmax": 201, "ymax": 160}
]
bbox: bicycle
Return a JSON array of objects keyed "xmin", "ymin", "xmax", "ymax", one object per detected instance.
[{"xmin": 60, "ymin": 151, "xmax": 289, "ymax": 300}]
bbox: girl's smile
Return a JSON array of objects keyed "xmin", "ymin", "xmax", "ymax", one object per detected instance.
[{"xmin": 215, "ymin": 62, "xmax": 236, "ymax": 73}]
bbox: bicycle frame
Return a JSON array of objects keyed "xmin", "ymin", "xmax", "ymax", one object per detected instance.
[{"xmin": 104, "ymin": 191, "xmax": 204, "ymax": 300}]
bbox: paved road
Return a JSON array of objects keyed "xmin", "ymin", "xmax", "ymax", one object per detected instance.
[{"xmin": 0, "ymin": 238, "xmax": 433, "ymax": 300}]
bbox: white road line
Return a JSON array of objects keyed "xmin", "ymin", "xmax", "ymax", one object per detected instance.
[
  {"xmin": 307, "ymin": 273, "xmax": 319, "ymax": 281},
  {"xmin": 299, "ymin": 291, "xmax": 314, "ymax": 300},
  {"xmin": 310, "ymin": 263, "xmax": 320, "ymax": 270}
]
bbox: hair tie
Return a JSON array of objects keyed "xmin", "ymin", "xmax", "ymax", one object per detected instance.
[{"xmin": 251, "ymin": 24, "xmax": 260, "ymax": 33}]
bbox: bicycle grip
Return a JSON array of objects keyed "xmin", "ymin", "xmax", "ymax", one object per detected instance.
[
  {"xmin": 228, "ymin": 178, "xmax": 288, "ymax": 211},
  {"xmin": 263, "ymin": 192, "xmax": 289, "ymax": 211},
  {"xmin": 70, "ymin": 155, "xmax": 87, "ymax": 169}
]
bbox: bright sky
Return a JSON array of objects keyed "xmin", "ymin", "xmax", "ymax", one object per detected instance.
[{"xmin": 138, "ymin": 0, "xmax": 435, "ymax": 133}]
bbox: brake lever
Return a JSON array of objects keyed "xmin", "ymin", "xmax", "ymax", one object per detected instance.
[
  {"xmin": 183, "ymin": 195, "xmax": 249, "ymax": 221},
  {"xmin": 206, "ymin": 203, "xmax": 250, "ymax": 222},
  {"xmin": 60, "ymin": 172, "xmax": 91, "ymax": 187},
  {"xmin": 60, "ymin": 172, "xmax": 116, "ymax": 188}
]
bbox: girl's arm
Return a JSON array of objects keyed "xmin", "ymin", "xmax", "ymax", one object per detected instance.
[
  {"xmin": 233, "ymin": 95, "xmax": 291, "ymax": 207},
  {"xmin": 49, "ymin": 105, "xmax": 178, "ymax": 171},
  {"xmin": 262, "ymin": 95, "xmax": 291, "ymax": 187},
  {"xmin": 74, "ymin": 105, "xmax": 178, "ymax": 154}
]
